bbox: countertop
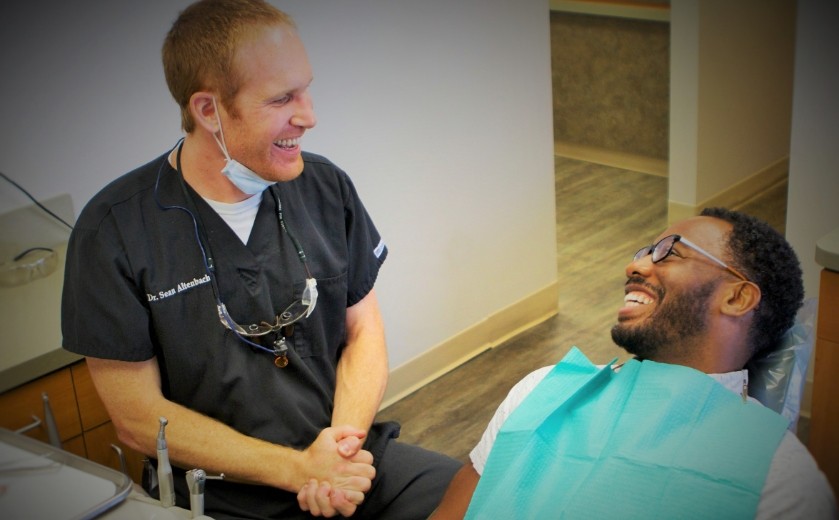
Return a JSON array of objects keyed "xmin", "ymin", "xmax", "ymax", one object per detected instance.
[
  {"xmin": 0, "ymin": 195, "xmax": 77, "ymax": 394},
  {"xmin": 816, "ymin": 227, "xmax": 839, "ymax": 272},
  {"xmin": 0, "ymin": 242, "xmax": 79, "ymax": 394},
  {"xmin": 0, "ymin": 428, "xmax": 211, "ymax": 519}
]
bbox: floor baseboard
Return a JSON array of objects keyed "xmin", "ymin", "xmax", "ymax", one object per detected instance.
[
  {"xmin": 380, "ymin": 281, "xmax": 559, "ymax": 409},
  {"xmin": 554, "ymin": 141, "xmax": 668, "ymax": 177},
  {"xmin": 668, "ymin": 157, "xmax": 789, "ymax": 224}
]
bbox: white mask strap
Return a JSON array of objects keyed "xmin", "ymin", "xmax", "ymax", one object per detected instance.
[{"xmin": 211, "ymin": 96, "xmax": 233, "ymax": 162}]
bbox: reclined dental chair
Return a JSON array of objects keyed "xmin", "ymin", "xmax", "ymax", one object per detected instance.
[{"xmin": 747, "ymin": 298, "xmax": 817, "ymax": 432}]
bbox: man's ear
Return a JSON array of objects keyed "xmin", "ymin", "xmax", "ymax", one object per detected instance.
[
  {"xmin": 721, "ymin": 280, "xmax": 761, "ymax": 317},
  {"xmin": 189, "ymin": 91, "xmax": 219, "ymax": 134}
]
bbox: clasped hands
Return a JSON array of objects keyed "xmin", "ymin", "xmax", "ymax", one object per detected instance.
[{"xmin": 297, "ymin": 426, "xmax": 376, "ymax": 517}]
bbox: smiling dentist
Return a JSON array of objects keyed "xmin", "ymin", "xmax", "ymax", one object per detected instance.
[{"xmin": 61, "ymin": 1, "xmax": 460, "ymax": 518}]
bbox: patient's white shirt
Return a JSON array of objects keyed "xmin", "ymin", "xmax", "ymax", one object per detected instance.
[{"xmin": 470, "ymin": 365, "xmax": 837, "ymax": 519}]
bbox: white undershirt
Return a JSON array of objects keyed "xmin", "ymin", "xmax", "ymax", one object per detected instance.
[{"xmin": 203, "ymin": 194, "xmax": 262, "ymax": 245}]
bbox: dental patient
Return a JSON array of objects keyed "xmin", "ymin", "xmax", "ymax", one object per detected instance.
[{"xmin": 430, "ymin": 207, "xmax": 837, "ymax": 519}]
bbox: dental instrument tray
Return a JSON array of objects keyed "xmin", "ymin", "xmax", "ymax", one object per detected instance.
[{"xmin": 0, "ymin": 427, "xmax": 133, "ymax": 519}]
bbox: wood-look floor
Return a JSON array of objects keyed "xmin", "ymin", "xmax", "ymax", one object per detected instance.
[{"xmin": 376, "ymin": 156, "xmax": 788, "ymax": 463}]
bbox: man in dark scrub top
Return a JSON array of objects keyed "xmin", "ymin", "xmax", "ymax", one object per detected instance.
[{"xmin": 61, "ymin": 1, "xmax": 460, "ymax": 518}]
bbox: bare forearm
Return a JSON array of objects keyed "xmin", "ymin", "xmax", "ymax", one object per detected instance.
[
  {"xmin": 332, "ymin": 290, "xmax": 388, "ymax": 430},
  {"xmin": 86, "ymin": 357, "xmax": 369, "ymax": 494},
  {"xmin": 428, "ymin": 463, "xmax": 480, "ymax": 519},
  {"xmin": 332, "ymin": 341, "xmax": 388, "ymax": 429},
  {"xmin": 121, "ymin": 398, "xmax": 304, "ymax": 490}
]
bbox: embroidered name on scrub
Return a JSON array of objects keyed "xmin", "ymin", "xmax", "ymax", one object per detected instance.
[{"xmin": 147, "ymin": 274, "xmax": 212, "ymax": 302}]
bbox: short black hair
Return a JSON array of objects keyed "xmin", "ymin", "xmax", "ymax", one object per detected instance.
[{"xmin": 700, "ymin": 207, "xmax": 804, "ymax": 357}]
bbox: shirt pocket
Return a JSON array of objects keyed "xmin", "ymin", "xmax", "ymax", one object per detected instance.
[{"xmin": 290, "ymin": 272, "xmax": 348, "ymax": 359}]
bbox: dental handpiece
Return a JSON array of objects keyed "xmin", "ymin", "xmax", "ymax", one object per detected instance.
[
  {"xmin": 186, "ymin": 469, "xmax": 224, "ymax": 519},
  {"xmin": 157, "ymin": 416, "xmax": 175, "ymax": 507},
  {"xmin": 186, "ymin": 469, "xmax": 206, "ymax": 518}
]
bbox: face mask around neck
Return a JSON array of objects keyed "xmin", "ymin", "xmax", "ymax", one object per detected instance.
[{"xmin": 211, "ymin": 97, "xmax": 275, "ymax": 195}]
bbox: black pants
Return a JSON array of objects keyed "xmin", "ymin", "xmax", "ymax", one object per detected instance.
[
  {"xmin": 185, "ymin": 422, "xmax": 462, "ymax": 519},
  {"xmin": 354, "ymin": 422, "xmax": 462, "ymax": 519}
]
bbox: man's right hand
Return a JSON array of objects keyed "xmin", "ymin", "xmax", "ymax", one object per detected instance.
[{"xmin": 297, "ymin": 426, "xmax": 375, "ymax": 517}]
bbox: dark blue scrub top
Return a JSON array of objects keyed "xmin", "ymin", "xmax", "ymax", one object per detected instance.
[{"xmin": 62, "ymin": 149, "xmax": 387, "ymax": 450}]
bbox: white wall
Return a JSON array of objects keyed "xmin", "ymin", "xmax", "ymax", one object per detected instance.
[
  {"xmin": 696, "ymin": 0, "xmax": 795, "ymax": 203},
  {"xmin": 669, "ymin": 0, "xmax": 796, "ymax": 212},
  {"xmin": 0, "ymin": 1, "xmax": 558, "ymax": 371},
  {"xmin": 787, "ymin": 1, "xmax": 839, "ymax": 298},
  {"xmin": 668, "ymin": 0, "xmax": 700, "ymax": 206}
]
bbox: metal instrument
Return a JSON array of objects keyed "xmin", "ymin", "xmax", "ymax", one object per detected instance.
[{"xmin": 156, "ymin": 417, "xmax": 175, "ymax": 507}]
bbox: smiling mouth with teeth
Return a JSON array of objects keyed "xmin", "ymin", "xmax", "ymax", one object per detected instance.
[
  {"xmin": 275, "ymin": 137, "xmax": 300, "ymax": 149},
  {"xmin": 624, "ymin": 291, "xmax": 653, "ymax": 307}
]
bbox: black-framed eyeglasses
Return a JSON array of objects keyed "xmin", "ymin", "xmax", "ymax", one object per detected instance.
[{"xmin": 633, "ymin": 234, "xmax": 750, "ymax": 282}]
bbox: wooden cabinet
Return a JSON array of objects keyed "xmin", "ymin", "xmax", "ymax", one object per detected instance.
[
  {"xmin": 0, "ymin": 360, "xmax": 145, "ymax": 484},
  {"xmin": 809, "ymin": 268, "xmax": 839, "ymax": 495},
  {"xmin": 0, "ymin": 368, "xmax": 81, "ymax": 445}
]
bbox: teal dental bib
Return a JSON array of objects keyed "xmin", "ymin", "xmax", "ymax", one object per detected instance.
[{"xmin": 465, "ymin": 347, "xmax": 788, "ymax": 519}]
